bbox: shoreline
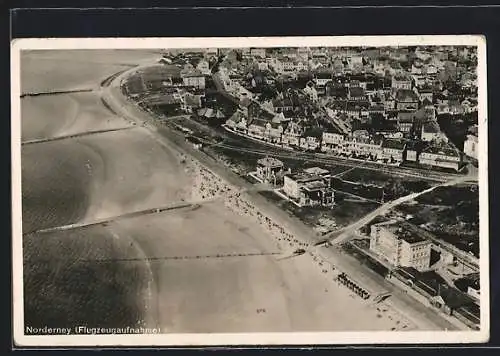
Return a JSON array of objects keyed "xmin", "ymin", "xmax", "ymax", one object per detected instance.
[{"xmin": 101, "ymin": 63, "xmax": 461, "ymax": 331}]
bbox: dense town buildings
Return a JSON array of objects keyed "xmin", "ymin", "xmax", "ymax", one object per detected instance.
[
  {"xmin": 153, "ymin": 46, "xmax": 477, "ymax": 173},
  {"xmin": 120, "ymin": 45, "xmax": 483, "ymax": 331}
]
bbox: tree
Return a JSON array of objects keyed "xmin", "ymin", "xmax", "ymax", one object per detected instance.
[
  {"xmin": 258, "ymin": 85, "xmax": 278, "ymax": 101},
  {"xmin": 383, "ymin": 180, "xmax": 408, "ymax": 199},
  {"xmin": 359, "ymin": 224, "xmax": 371, "ymax": 235}
]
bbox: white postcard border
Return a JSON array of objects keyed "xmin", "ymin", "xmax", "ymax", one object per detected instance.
[{"xmin": 11, "ymin": 35, "xmax": 489, "ymax": 347}]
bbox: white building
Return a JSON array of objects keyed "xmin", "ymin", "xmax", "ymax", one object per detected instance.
[
  {"xmin": 250, "ymin": 48, "xmax": 267, "ymax": 58},
  {"xmin": 283, "ymin": 169, "xmax": 334, "ymax": 207},
  {"xmin": 370, "ymin": 222, "xmax": 432, "ymax": 271},
  {"xmin": 381, "ymin": 139, "xmax": 406, "ymax": 163},
  {"xmin": 269, "ymin": 58, "xmax": 284, "ymax": 74},
  {"xmin": 321, "ymin": 132, "xmax": 345, "ymax": 152},
  {"xmin": 281, "ymin": 121, "xmax": 303, "ymax": 147},
  {"xmin": 297, "ymin": 47, "xmax": 310, "ymax": 61},
  {"xmin": 467, "ymin": 285, "xmax": 480, "ymax": 301},
  {"xmin": 391, "ymin": 75, "xmax": 412, "ymax": 90},
  {"xmin": 296, "ymin": 61, "xmax": 309, "ymax": 71},
  {"xmin": 348, "ymin": 56, "xmax": 364, "ymax": 71},
  {"xmin": 426, "ymin": 64, "xmax": 438, "ymax": 75},
  {"xmin": 264, "ymin": 121, "xmax": 284, "ymax": 143},
  {"xmin": 419, "ymin": 145, "xmax": 462, "ymax": 171},
  {"xmin": 299, "ymin": 136, "xmax": 320, "ymax": 151},
  {"xmin": 282, "ymin": 59, "xmax": 297, "ymax": 73},
  {"xmin": 464, "ymin": 134, "xmax": 479, "ymax": 159}
]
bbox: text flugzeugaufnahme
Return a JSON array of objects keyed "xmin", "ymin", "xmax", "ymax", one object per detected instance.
[{"xmin": 25, "ymin": 326, "xmax": 161, "ymax": 335}]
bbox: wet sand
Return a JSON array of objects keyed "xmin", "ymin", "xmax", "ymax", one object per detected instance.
[
  {"xmin": 21, "ymin": 93, "xmax": 132, "ymax": 141},
  {"xmin": 21, "ymin": 49, "xmax": 161, "ymax": 93},
  {"xmin": 22, "ymin": 142, "xmax": 94, "ymax": 233},
  {"xmin": 75, "ymin": 128, "xmax": 192, "ymax": 222},
  {"xmin": 28, "ymin": 199, "xmax": 404, "ymax": 333}
]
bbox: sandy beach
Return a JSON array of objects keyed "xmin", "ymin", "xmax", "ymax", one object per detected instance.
[{"xmin": 75, "ymin": 127, "xmax": 193, "ymax": 222}]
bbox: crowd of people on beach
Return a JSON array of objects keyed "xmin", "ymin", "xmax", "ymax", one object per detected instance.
[
  {"xmin": 185, "ymin": 156, "xmax": 364, "ymax": 287},
  {"xmin": 185, "ymin": 157, "xmax": 303, "ymax": 251},
  {"xmin": 181, "ymin": 154, "xmax": 414, "ymax": 331}
]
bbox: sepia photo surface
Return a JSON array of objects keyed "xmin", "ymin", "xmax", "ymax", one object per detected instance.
[{"xmin": 11, "ymin": 36, "xmax": 489, "ymax": 346}]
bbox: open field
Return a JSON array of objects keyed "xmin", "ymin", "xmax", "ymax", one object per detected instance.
[
  {"xmin": 290, "ymin": 199, "xmax": 381, "ymax": 230},
  {"xmin": 256, "ymin": 188, "xmax": 381, "ymax": 231},
  {"xmin": 342, "ymin": 168, "xmax": 430, "ymax": 188},
  {"xmin": 397, "ymin": 184, "xmax": 479, "ymax": 257}
]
